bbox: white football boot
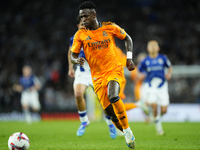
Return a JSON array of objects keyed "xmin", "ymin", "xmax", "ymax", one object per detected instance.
[
  {"xmin": 155, "ymin": 121, "xmax": 164, "ymax": 135},
  {"xmin": 124, "ymin": 128, "xmax": 135, "ymax": 149}
]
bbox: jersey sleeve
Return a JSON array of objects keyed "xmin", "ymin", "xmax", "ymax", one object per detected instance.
[
  {"xmin": 33, "ymin": 76, "xmax": 41, "ymax": 86},
  {"xmin": 138, "ymin": 61, "xmax": 146, "ymax": 73},
  {"xmin": 163, "ymin": 55, "xmax": 172, "ymax": 68},
  {"xmin": 111, "ymin": 24, "xmax": 127, "ymax": 40},
  {"xmin": 69, "ymin": 36, "xmax": 74, "ymax": 47},
  {"xmin": 19, "ymin": 77, "xmax": 22, "ymax": 85},
  {"xmin": 116, "ymin": 47, "xmax": 126, "ymax": 67},
  {"xmin": 71, "ymin": 30, "xmax": 82, "ymax": 53}
]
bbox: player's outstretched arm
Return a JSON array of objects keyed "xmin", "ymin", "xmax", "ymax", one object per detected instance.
[
  {"xmin": 68, "ymin": 46, "xmax": 75, "ymax": 78},
  {"xmin": 165, "ymin": 66, "xmax": 173, "ymax": 80},
  {"xmin": 123, "ymin": 34, "xmax": 135, "ymax": 71},
  {"xmin": 30, "ymin": 77, "xmax": 41, "ymax": 91},
  {"xmin": 71, "ymin": 52, "xmax": 85, "ymax": 67},
  {"xmin": 13, "ymin": 84, "xmax": 23, "ymax": 92}
]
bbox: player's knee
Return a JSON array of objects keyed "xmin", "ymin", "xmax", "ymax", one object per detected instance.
[
  {"xmin": 74, "ymin": 91, "xmax": 84, "ymax": 100},
  {"xmin": 161, "ymin": 109, "xmax": 167, "ymax": 114},
  {"xmin": 22, "ymin": 105, "xmax": 29, "ymax": 110},
  {"xmin": 109, "ymin": 95, "xmax": 120, "ymax": 103},
  {"xmin": 32, "ymin": 108, "xmax": 40, "ymax": 112}
]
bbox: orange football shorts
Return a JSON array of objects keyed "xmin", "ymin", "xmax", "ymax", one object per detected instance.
[{"xmin": 94, "ymin": 66, "xmax": 125, "ymax": 109}]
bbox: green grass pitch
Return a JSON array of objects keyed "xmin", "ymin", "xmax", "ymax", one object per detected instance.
[{"xmin": 0, "ymin": 121, "xmax": 200, "ymax": 150}]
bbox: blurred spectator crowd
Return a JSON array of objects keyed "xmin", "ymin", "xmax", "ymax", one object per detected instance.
[{"xmin": 0, "ymin": 0, "xmax": 199, "ymax": 111}]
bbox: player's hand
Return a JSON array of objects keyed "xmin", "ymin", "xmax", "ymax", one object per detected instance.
[
  {"xmin": 77, "ymin": 57, "xmax": 85, "ymax": 67},
  {"xmin": 165, "ymin": 74, "xmax": 171, "ymax": 80},
  {"xmin": 29, "ymin": 86, "xmax": 35, "ymax": 91},
  {"xmin": 13, "ymin": 84, "xmax": 23, "ymax": 92},
  {"xmin": 68, "ymin": 68, "xmax": 75, "ymax": 78},
  {"xmin": 126, "ymin": 59, "xmax": 135, "ymax": 71}
]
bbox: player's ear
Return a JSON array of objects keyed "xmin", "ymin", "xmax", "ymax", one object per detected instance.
[
  {"xmin": 91, "ymin": 11, "xmax": 97, "ymax": 19},
  {"xmin": 94, "ymin": 13, "xmax": 97, "ymax": 19},
  {"xmin": 92, "ymin": 14, "xmax": 96, "ymax": 20}
]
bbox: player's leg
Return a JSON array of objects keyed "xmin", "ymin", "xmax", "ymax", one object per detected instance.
[
  {"xmin": 123, "ymin": 81, "xmax": 149, "ymax": 113},
  {"xmin": 156, "ymin": 83, "xmax": 170, "ymax": 135},
  {"xmin": 107, "ymin": 80, "xmax": 135, "ymax": 148},
  {"xmin": 22, "ymin": 104, "xmax": 32, "ymax": 124},
  {"xmin": 150, "ymin": 102, "xmax": 164, "ymax": 135},
  {"xmin": 141, "ymin": 84, "xmax": 153, "ymax": 123},
  {"xmin": 21, "ymin": 93, "xmax": 32, "ymax": 124},
  {"xmin": 119, "ymin": 76, "xmax": 137, "ymax": 111},
  {"xmin": 30, "ymin": 92, "xmax": 41, "ymax": 122},
  {"xmin": 74, "ymin": 84, "xmax": 89, "ymax": 136},
  {"xmin": 123, "ymin": 103, "xmax": 137, "ymax": 111},
  {"xmin": 74, "ymin": 84, "xmax": 87, "ymax": 111},
  {"xmin": 105, "ymin": 104, "xmax": 123, "ymax": 131},
  {"xmin": 154, "ymin": 105, "xmax": 168, "ymax": 135},
  {"xmin": 104, "ymin": 109, "xmax": 117, "ymax": 139},
  {"xmin": 151, "ymin": 103, "xmax": 158, "ymax": 118},
  {"xmin": 160, "ymin": 106, "xmax": 167, "ymax": 116},
  {"xmin": 119, "ymin": 76, "xmax": 126, "ymax": 100},
  {"xmin": 146, "ymin": 90, "xmax": 163, "ymax": 134},
  {"xmin": 119, "ymin": 76, "xmax": 138, "ymax": 111},
  {"xmin": 137, "ymin": 83, "xmax": 149, "ymax": 115}
]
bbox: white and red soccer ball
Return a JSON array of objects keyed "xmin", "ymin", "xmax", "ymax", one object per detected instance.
[{"xmin": 8, "ymin": 132, "xmax": 30, "ymax": 150}]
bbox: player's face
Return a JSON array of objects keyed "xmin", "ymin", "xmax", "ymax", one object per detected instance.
[
  {"xmin": 147, "ymin": 41, "xmax": 160, "ymax": 55},
  {"xmin": 79, "ymin": 9, "xmax": 96, "ymax": 29},
  {"xmin": 77, "ymin": 21, "xmax": 84, "ymax": 29},
  {"xmin": 23, "ymin": 66, "xmax": 32, "ymax": 77}
]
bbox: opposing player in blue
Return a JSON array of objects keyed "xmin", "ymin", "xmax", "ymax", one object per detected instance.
[
  {"xmin": 138, "ymin": 40, "xmax": 172, "ymax": 135},
  {"xmin": 13, "ymin": 65, "xmax": 41, "ymax": 124},
  {"xmin": 68, "ymin": 17, "xmax": 116, "ymax": 138}
]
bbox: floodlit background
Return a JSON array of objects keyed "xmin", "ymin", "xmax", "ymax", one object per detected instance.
[{"xmin": 0, "ymin": 0, "xmax": 200, "ymax": 121}]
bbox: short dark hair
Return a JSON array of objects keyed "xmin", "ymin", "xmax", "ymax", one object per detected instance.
[
  {"xmin": 148, "ymin": 39, "xmax": 160, "ymax": 44},
  {"xmin": 79, "ymin": 1, "xmax": 97, "ymax": 11}
]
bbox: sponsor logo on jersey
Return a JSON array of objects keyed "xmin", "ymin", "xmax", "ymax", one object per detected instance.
[
  {"xmin": 87, "ymin": 38, "xmax": 111, "ymax": 51},
  {"xmin": 103, "ymin": 31, "xmax": 108, "ymax": 37},
  {"xmin": 147, "ymin": 66, "xmax": 163, "ymax": 72},
  {"xmin": 85, "ymin": 36, "xmax": 91, "ymax": 41}
]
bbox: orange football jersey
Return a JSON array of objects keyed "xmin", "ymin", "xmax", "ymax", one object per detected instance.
[
  {"xmin": 71, "ymin": 22, "xmax": 126, "ymax": 82},
  {"xmin": 116, "ymin": 47, "xmax": 126, "ymax": 67}
]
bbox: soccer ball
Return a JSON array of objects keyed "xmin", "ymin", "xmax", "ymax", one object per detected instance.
[{"xmin": 8, "ymin": 132, "xmax": 30, "ymax": 150}]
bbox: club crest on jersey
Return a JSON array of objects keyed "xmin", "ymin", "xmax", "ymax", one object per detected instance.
[
  {"xmin": 85, "ymin": 36, "xmax": 91, "ymax": 41},
  {"xmin": 158, "ymin": 58, "xmax": 163, "ymax": 64},
  {"xmin": 103, "ymin": 31, "xmax": 108, "ymax": 37},
  {"xmin": 146, "ymin": 60, "xmax": 150, "ymax": 66}
]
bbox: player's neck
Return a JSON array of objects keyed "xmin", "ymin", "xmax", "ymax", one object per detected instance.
[
  {"xmin": 149, "ymin": 53, "xmax": 159, "ymax": 59},
  {"xmin": 90, "ymin": 20, "xmax": 100, "ymax": 30},
  {"xmin": 24, "ymin": 75, "xmax": 31, "ymax": 78}
]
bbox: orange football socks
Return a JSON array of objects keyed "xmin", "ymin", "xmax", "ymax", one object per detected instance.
[
  {"xmin": 112, "ymin": 99, "xmax": 129, "ymax": 129},
  {"xmin": 124, "ymin": 103, "xmax": 138, "ymax": 111}
]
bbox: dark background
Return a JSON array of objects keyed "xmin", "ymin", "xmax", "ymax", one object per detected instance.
[{"xmin": 0, "ymin": 0, "xmax": 200, "ymax": 112}]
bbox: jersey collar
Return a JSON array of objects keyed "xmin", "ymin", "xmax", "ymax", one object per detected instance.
[{"xmin": 99, "ymin": 22, "xmax": 102, "ymax": 27}]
